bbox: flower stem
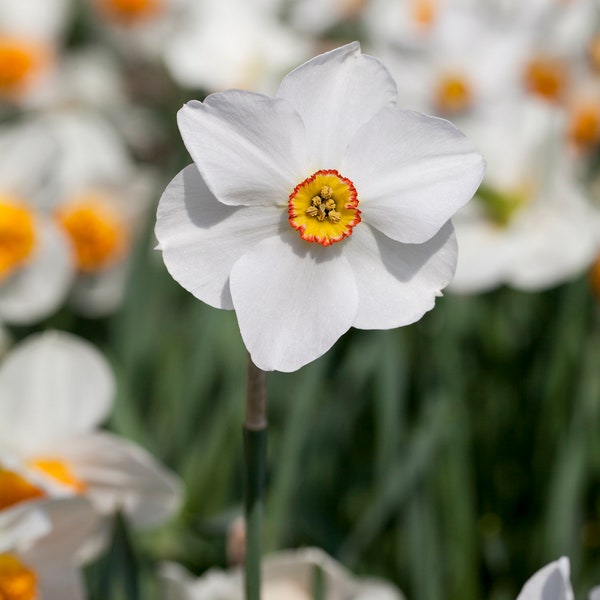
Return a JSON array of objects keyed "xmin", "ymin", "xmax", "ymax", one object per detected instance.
[{"xmin": 244, "ymin": 354, "xmax": 267, "ymax": 600}]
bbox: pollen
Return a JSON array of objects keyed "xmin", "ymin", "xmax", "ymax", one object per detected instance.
[
  {"xmin": 56, "ymin": 196, "xmax": 127, "ymax": 273},
  {"xmin": 288, "ymin": 170, "xmax": 361, "ymax": 246},
  {"xmin": 434, "ymin": 73, "xmax": 472, "ymax": 114},
  {"xmin": 95, "ymin": 0, "xmax": 163, "ymax": 24},
  {"xmin": 567, "ymin": 101, "xmax": 600, "ymax": 149},
  {"xmin": 0, "ymin": 554, "xmax": 37, "ymax": 600},
  {"xmin": 0, "ymin": 37, "xmax": 46, "ymax": 100},
  {"xmin": 524, "ymin": 56, "xmax": 568, "ymax": 102},
  {"xmin": 0, "ymin": 198, "xmax": 37, "ymax": 283},
  {"xmin": 0, "ymin": 468, "xmax": 45, "ymax": 511},
  {"xmin": 28, "ymin": 458, "xmax": 86, "ymax": 494}
]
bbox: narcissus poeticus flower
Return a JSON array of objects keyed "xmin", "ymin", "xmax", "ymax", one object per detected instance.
[
  {"xmin": 0, "ymin": 331, "xmax": 182, "ymax": 530},
  {"xmin": 156, "ymin": 42, "xmax": 484, "ymax": 372}
]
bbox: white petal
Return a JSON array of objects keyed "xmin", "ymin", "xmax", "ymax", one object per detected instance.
[
  {"xmin": 156, "ymin": 165, "xmax": 284, "ymax": 309},
  {"xmin": 344, "ymin": 223, "xmax": 457, "ymax": 329},
  {"xmin": 0, "ymin": 331, "xmax": 114, "ymax": 455},
  {"xmin": 229, "ymin": 233, "xmax": 359, "ymax": 372},
  {"xmin": 342, "ymin": 108, "xmax": 485, "ymax": 244},
  {"xmin": 276, "ymin": 42, "xmax": 398, "ymax": 167},
  {"xmin": 22, "ymin": 497, "xmax": 99, "ymax": 566},
  {"xmin": 0, "ymin": 0, "xmax": 71, "ymax": 41},
  {"xmin": 54, "ymin": 432, "xmax": 182, "ymax": 529},
  {"xmin": 0, "ymin": 502, "xmax": 50, "ymax": 554},
  {"xmin": 178, "ymin": 91, "xmax": 307, "ymax": 207},
  {"xmin": 36, "ymin": 566, "xmax": 86, "ymax": 600},
  {"xmin": 589, "ymin": 586, "xmax": 600, "ymax": 600},
  {"xmin": 516, "ymin": 557, "xmax": 574, "ymax": 600},
  {"xmin": 0, "ymin": 219, "xmax": 74, "ymax": 325}
]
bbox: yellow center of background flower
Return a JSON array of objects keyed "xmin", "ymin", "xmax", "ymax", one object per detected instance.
[
  {"xmin": 288, "ymin": 170, "xmax": 361, "ymax": 247},
  {"xmin": 0, "ymin": 37, "xmax": 45, "ymax": 100},
  {"xmin": 476, "ymin": 183, "xmax": 531, "ymax": 227},
  {"xmin": 0, "ymin": 554, "xmax": 37, "ymax": 600},
  {"xmin": 56, "ymin": 197, "xmax": 127, "ymax": 273},
  {"xmin": 567, "ymin": 102, "xmax": 600, "ymax": 149},
  {"xmin": 524, "ymin": 57, "xmax": 567, "ymax": 102},
  {"xmin": 0, "ymin": 198, "xmax": 36, "ymax": 283},
  {"xmin": 0, "ymin": 469, "xmax": 45, "ymax": 511},
  {"xmin": 96, "ymin": 0, "xmax": 163, "ymax": 24},
  {"xmin": 28, "ymin": 458, "xmax": 86, "ymax": 493},
  {"xmin": 411, "ymin": 0, "xmax": 437, "ymax": 29},
  {"xmin": 434, "ymin": 73, "xmax": 472, "ymax": 114}
]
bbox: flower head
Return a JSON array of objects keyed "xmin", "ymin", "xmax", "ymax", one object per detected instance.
[
  {"xmin": 156, "ymin": 43, "xmax": 484, "ymax": 372},
  {"xmin": 0, "ymin": 331, "xmax": 182, "ymax": 530}
]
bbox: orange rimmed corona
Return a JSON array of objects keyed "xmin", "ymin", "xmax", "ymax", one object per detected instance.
[
  {"xmin": 0, "ymin": 553, "xmax": 37, "ymax": 600},
  {"xmin": 95, "ymin": 0, "xmax": 163, "ymax": 25},
  {"xmin": 524, "ymin": 56, "xmax": 568, "ymax": 102},
  {"xmin": 434, "ymin": 73, "xmax": 472, "ymax": 114},
  {"xmin": 288, "ymin": 169, "xmax": 361, "ymax": 247},
  {"xmin": 0, "ymin": 198, "xmax": 37, "ymax": 282},
  {"xmin": 0, "ymin": 36, "xmax": 47, "ymax": 101}
]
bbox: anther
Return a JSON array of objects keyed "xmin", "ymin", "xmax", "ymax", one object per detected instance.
[
  {"xmin": 320, "ymin": 186, "xmax": 334, "ymax": 200},
  {"xmin": 328, "ymin": 211, "xmax": 341, "ymax": 223},
  {"xmin": 305, "ymin": 206, "xmax": 319, "ymax": 217}
]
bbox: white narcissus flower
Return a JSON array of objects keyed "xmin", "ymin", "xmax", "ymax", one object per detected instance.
[
  {"xmin": 155, "ymin": 42, "xmax": 485, "ymax": 372},
  {"xmin": 0, "ymin": 497, "xmax": 99, "ymax": 600},
  {"xmin": 0, "ymin": 331, "xmax": 182, "ymax": 530},
  {"xmin": 0, "ymin": 122, "xmax": 74, "ymax": 325},
  {"xmin": 39, "ymin": 109, "xmax": 155, "ymax": 317},
  {"xmin": 160, "ymin": 547, "xmax": 404, "ymax": 600},
  {"xmin": 516, "ymin": 557, "xmax": 573, "ymax": 600},
  {"xmin": 450, "ymin": 100, "xmax": 597, "ymax": 293}
]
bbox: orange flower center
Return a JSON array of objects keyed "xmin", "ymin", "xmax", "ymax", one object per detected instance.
[
  {"xmin": 0, "ymin": 198, "xmax": 37, "ymax": 283},
  {"xmin": 411, "ymin": 0, "xmax": 437, "ymax": 29},
  {"xmin": 0, "ymin": 37, "xmax": 46, "ymax": 100},
  {"xmin": 589, "ymin": 253, "xmax": 600, "ymax": 301},
  {"xmin": 434, "ymin": 73, "xmax": 472, "ymax": 114},
  {"xmin": 523, "ymin": 56, "xmax": 567, "ymax": 102},
  {"xmin": 28, "ymin": 458, "xmax": 86, "ymax": 493},
  {"xmin": 288, "ymin": 169, "xmax": 360, "ymax": 247},
  {"xmin": 56, "ymin": 197, "xmax": 127, "ymax": 273},
  {"xmin": 0, "ymin": 469, "xmax": 44, "ymax": 511},
  {"xmin": 588, "ymin": 37, "xmax": 600, "ymax": 72},
  {"xmin": 96, "ymin": 0, "xmax": 163, "ymax": 25},
  {"xmin": 567, "ymin": 101, "xmax": 600, "ymax": 149},
  {"xmin": 0, "ymin": 554, "xmax": 37, "ymax": 600}
]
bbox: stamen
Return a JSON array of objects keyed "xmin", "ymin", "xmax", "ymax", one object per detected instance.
[
  {"xmin": 56, "ymin": 195, "xmax": 127, "ymax": 273},
  {"xmin": 0, "ymin": 468, "xmax": 45, "ymax": 511},
  {"xmin": 0, "ymin": 198, "xmax": 37, "ymax": 282},
  {"xmin": 0, "ymin": 554, "xmax": 37, "ymax": 600},
  {"xmin": 289, "ymin": 169, "xmax": 361, "ymax": 246}
]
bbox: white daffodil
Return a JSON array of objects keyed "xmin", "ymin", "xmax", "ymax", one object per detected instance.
[
  {"xmin": 0, "ymin": 497, "xmax": 99, "ymax": 600},
  {"xmin": 0, "ymin": 331, "xmax": 182, "ymax": 530},
  {"xmin": 162, "ymin": 0, "xmax": 312, "ymax": 94},
  {"xmin": 38, "ymin": 109, "xmax": 154, "ymax": 317},
  {"xmin": 0, "ymin": 121, "xmax": 74, "ymax": 325},
  {"xmin": 450, "ymin": 99, "xmax": 597, "ymax": 293},
  {"xmin": 155, "ymin": 42, "xmax": 484, "ymax": 372},
  {"xmin": 516, "ymin": 557, "xmax": 573, "ymax": 600},
  {"xmin": 0, "ymin": 0, "xmax": 71, "ymax": 106},
  {"xmin": 160, "ymin": 547, "xmax": 404, "ymax": 600}
]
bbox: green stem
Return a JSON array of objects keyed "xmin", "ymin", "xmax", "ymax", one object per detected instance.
[{"xmin": 244, "ymin": 354, "xmax": 267, "ymax": 600}]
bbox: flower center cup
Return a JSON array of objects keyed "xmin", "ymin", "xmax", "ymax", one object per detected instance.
[
  {"xmin": 0, "ymin": 37, "xmax": 45, "ymax": 100},
  {"xmin": 411, "ymin": 0, "xmax": 437, "ymax": 29},
  {"xmin": 524, "ymin": 56, "xmax": 567, "ymax": 102},
  {"xmin": 28, "ymin": 458, "xmax": 86, "ymax": 493},
  {"xmin": 434, "ymin": 73, "xmax": 472, "ymax": 114},
  {"xmin": 567, "ymin": 102, "xmax": 600, "ymax": 149},
  {"xmin": 95, "ymin": 0, "xmax": 163, "ymax": 24},
  {"xmin": 56, "ymin": 197, "xmax": 127, "ymax": 273},
  {"xmin": 0, "ymin": 554, "xmax": 37, "ymax": 600},
  {"xmin": 0, "ymin": 468, "xmax": 45, "ymax": 511},
  {"xmin": 0, "ymin": 198, "xmax": 37, "ymax": 283},
  {"xmin": 288, "ymin": 170, "xmax": 361, "ymax": 247}
]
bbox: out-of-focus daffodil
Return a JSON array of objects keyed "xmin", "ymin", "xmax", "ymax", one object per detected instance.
[{"xmin": 0, "ymin": 331, "xmax": 182, "ymax": 530}]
